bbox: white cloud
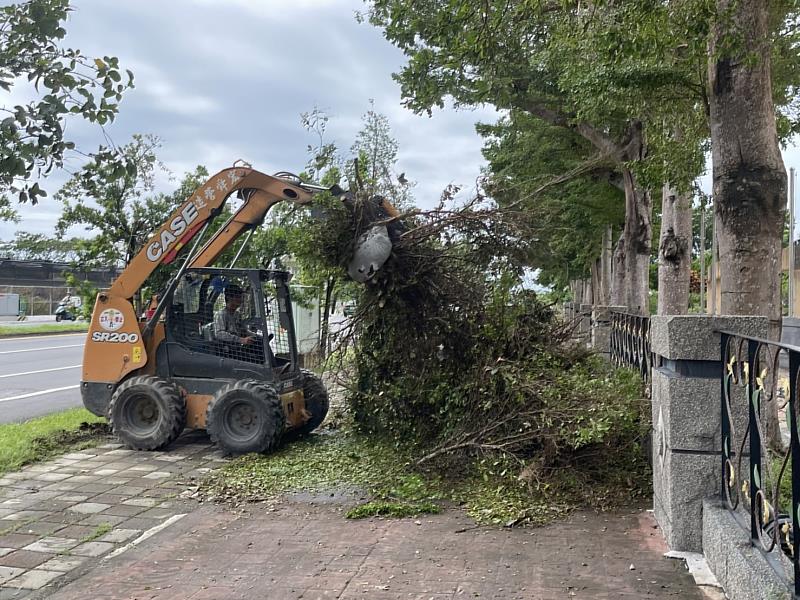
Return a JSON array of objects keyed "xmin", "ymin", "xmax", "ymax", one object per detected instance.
[
  {"xmin": 129, "ymin": 62, "xmax": 220, "ymax": 116},
  {"xmin": 1, "ymin": 0, "xmax": 496, "ymax": 240}
]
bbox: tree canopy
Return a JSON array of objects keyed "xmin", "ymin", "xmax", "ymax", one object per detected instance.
[{"xmin": 0, "ymin": 0, "xmax": 134, "ymax": 204}]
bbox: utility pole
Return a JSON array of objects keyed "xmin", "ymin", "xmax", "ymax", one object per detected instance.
[{"xmin": 700, "ymin": 195, "xmax": 706, "ymax": 313}]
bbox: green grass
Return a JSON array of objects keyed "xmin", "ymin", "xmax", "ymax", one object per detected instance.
[
  {"xmin": 0, "ymin": 323, "xmax": 88, "ymax": 336},
  {"xmin": 0, "ymin": 408, "xmax": 108, "ymax": 476},
  {"xmin": 80, "ymin": 522, "xmax": 112, "ymax": 543}
]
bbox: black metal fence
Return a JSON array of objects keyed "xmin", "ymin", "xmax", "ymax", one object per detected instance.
[
  {"xmin": 610, "ymin": 311, "xmax": 653, "ymax": 385},
  {"xmin": 720, "ymin": 331, "xmax": 800, "ymax": 596}
]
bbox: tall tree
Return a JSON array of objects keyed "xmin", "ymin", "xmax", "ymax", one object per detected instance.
[
  {"xmin": 0, "ymin": 0, "xmax": 134, "ymax": 204},
  {"xmin": 364, "ymin": 1, "xmax": 707, "ymax": 313},
  {"xmin": 708, "ymin": 0, "xmax": 787, "ymax": 335},
  {"xmin": 0, "ymin": 195, "xmax": 17, "ymax": 222},
  {"xmin": 349, "ymin": 99, "xmax": 413, "ymax": 206},
  {"xmin": 477, "ymin": 111, "xmax": 623, "ymax": 293},
  {"xmin": 55, "ymin": 134, "xmax": 170, "ymax": 268},
  {"xmin": 657, "ymin": 184, "xmax": 693, "ymax": 314},
  {"xmin": 0, "ymin": 231, "xmax": 79, "ymax": 261}
]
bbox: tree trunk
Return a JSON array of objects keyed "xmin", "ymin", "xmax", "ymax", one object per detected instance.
[
  {"xmin": 319, "ymin": 276, "xmax": 335, "ymax": 359},
  {"xmin": 600, "ymin": 224, "xmax": 612, "ymax": 305},
  {"xmin": 621, "ymin": 169, "xmax": 652, "ymax": 315},
  {"xmin": 657, "ymin": 184, "xmax": 692, "ymax": 315},
  {"xmin": 611, "ymin": 232, "xmax": 626, "ymax": 306},
  {"xmin": 709, "ymin": 0, "xmax": 787, "ymax": 450}
]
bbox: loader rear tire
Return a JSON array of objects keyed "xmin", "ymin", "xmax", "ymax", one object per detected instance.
[
  {"xmin": 296, "ymin": 369, "xmax": 329, "ymax": 436},
  {"xmin": 206, "ymin": 380, "xmax": 284, "ymax": 454},
  {"xmin": 109, "ymin": 376, "xmax": 186, "ymax": 451}
]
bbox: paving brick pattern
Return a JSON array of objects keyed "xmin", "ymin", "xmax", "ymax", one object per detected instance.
[
  {"xmin": 46, "ymin": 499, "xmax": 701, "ymax": 600},
  {"xmin": 0, "ymin": 431, "xmax": 224, "ymax": 599},
  {"xmin": 0, "ymin": 429, "xmax": 705, "ymax": 600}
]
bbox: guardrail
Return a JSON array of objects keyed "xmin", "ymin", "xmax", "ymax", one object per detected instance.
[{"xmin": 720, "ymin": 330, "xmax": 800, "ymax": 596}]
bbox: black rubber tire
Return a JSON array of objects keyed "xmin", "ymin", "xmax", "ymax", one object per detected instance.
[
  {"xmin": 206, "ymin": 380, "xmax": 284, "ymax": 454},
  {"xmin": 55, "ymin": 314, "xmax": 62, "ymax": 322},
  {"xmin": 296, "ymin": 369, "xmax": 329, "ymax": 436},
  {"xmin": 108, "ymin": 376, "xmax": 186, "ymax": 451}
]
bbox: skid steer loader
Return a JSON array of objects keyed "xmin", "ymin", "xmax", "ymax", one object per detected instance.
[{"xmin": 80, "ymin": 165, "xmax": 396, "ymax": 454}]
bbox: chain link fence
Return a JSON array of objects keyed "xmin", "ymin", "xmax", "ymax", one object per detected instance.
[{"xmin": 0, "ymin": 285, "xmax": 78, "ymax": 318}]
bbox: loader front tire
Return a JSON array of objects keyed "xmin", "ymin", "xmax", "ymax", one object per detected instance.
[
  {"xmin": 206, "ymin": 380, "xmax": 284, "ymax": 454},
  {"xmin": 296, "ymin": 369, "xmax": 329, "ymax": 436},
  {"xmin": 109, "ymin": 376, "xmax": 186, "ymax": 451}
]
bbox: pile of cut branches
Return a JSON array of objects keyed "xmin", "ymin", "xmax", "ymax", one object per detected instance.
[{"xmin": 298, "ymin": 190, "xmax": 650, "ymax": 513}]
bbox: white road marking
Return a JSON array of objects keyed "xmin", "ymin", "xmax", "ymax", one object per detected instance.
[
  {"xmin": 0, "ymin": 385, "xmax": 80, "ymax": 403},
  {"xmin": 0, "ymin": 365, "xmax": 81, "ymax": 379},
  {"xmin": 104, "ymin": 514, "xmax": 188, "ymax": 560},
  {"xmin": 0, "ymin": 343, "xmax": 84, "ymax": 355},
  {"xmin": 0, "ymin": 332, "xmax": 86, "ymax": 343}
]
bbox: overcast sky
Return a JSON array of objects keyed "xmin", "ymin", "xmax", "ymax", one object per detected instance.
[
  {"xmin": 0, "ymin": 0, "xmax": 498, "ymax": 240},
  {"xmin": 4, "ymin": 0, "xmax": 800, "ymax": 244}
]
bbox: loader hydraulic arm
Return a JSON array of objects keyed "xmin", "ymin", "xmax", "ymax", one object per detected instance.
[{"xmin": 108, "ymin": 167, "xmax": 314, "ymax": 300}]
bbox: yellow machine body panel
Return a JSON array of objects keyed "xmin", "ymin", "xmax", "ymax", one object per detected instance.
[
  {"xmin": 82, "ymin": 294, "xmax": 147, "ymax": 384},
  {"xmin": 184, "ymin": 391, "xmax": 308, "ymax": 431}
]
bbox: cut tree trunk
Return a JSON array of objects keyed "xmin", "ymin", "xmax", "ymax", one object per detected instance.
[
  {"xmin": 657, "ymin": 184, "xmax": 692, "ymax": 315},
  {"xmin": 709, "ymin": 0, "xmax": 787, "ymax": 449}
]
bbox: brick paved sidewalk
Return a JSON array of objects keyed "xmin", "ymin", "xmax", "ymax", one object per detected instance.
[
  {"xmin": 46, "ymin": 499, "xmax": 701, "ymax": 600},
  {"xmin": 0, "ymin": 431, "xmax": 224, "ymax": 599},
  {"xmin": 0, "ymin": 431, "xmax": 705, "ymax": 600}
]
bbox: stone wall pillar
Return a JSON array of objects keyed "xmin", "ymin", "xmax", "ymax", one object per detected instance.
[
  {"xmin": 650, "ymin": 315, "xmax": 768, "ymax": 552},
  {"xmin": 591, "ymin": 305, "xmax": 625, "ymax": 360},
  {"xmin": 563, "ymin": 302, "xmax": 574, "ymax": 322},
  {"xmin": 577, "ymin": 303, "xmax": 593, "ymax": 346}
]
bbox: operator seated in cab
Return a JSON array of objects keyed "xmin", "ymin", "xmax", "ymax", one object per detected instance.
[{"xmin": 213, "ymin": 284, "xmax": 264, "ymax": 363}]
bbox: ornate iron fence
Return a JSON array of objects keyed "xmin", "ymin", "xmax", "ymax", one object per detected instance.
[
  {"xmin": 610, "ymin": 311, "xmax": 653, "ymax": 385},
  {"xmin": 720, "ymin": 330, "xmax": 800, "ymax": 596}
]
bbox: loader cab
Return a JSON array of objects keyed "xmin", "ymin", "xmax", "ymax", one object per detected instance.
[{"xmin": 159, "ymin": 267, "xmax": 300, "ymax": 385}]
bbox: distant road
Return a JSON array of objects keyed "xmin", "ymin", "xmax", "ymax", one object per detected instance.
[{"xmin": 0, "ymin": 333, "xmax": 87, "ymax": 424}]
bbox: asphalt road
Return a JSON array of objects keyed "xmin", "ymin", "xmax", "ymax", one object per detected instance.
[{"xmin": 0, "ymin": 332, "xmax": 86, "ymax": 424}]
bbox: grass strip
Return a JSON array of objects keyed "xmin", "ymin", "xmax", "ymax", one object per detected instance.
[
  {"xmin": 0, "ymin": 408, "xmax": 109, "ymax": 476},
  {"xmin": 0, "ymin": 323, "xmax": 88, "ymax": 336}
]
